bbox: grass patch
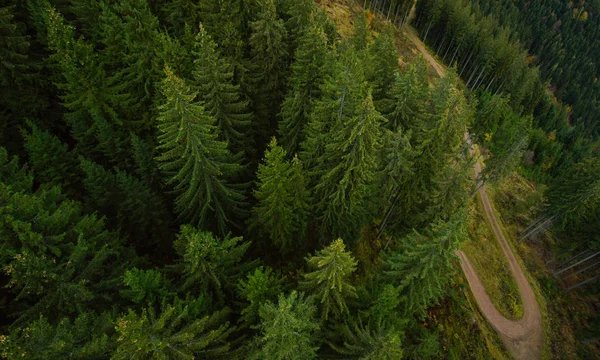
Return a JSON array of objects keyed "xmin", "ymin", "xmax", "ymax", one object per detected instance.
[
  {"xmin": 461, "ymin": 195, "xmax": 524, "ymax": 320},
  {"xmin": 430, "ymin": 275, "xmax": 510, "ymax": 359},
  {"xmin": 487, "ymin": 173, "xmax": 600, "ymax": 359}
]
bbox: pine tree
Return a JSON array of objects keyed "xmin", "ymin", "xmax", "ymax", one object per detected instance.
[
  {"xmin": 0, "ymin": 157, "xmax": 137, "ymax": 326},
  {"xmin": 384, "ymin": 58, "xmax": 430, "ymax": 132},
  {"xmin": 112, "ymin": 305, "xmax": 233, "ymax": 359},
  {"xmin": 311, "ymin": 89, "xmax": 384, "ymax": 241},
  {"xmin": 250, "ymin": 138, "xmax": 310, "ymax": 252},
  {"xmin": 383, "ymin": 210, "xmax": 467, "ymax": 318},
  {"xmin": 284, "ymin": 0, "xmax": 317, "ymax": 51},
  {"xmin": 300, "ymin": 239, "xmax": 358, "ymax": 320},
  {"xmin": 237, "ymin": 266, "xmax": 286, "ymax": 325},
  {"xmin": 3, "ymin": 313, "xmax": 113, "ymax": 359},
  {"xmin": 155, "ymin": 68, "xmax": 245, "ymax": 233},
  {"xmin": 120, "ymin": 268, "xmax": 169, "ymax": 305},
  {"xmin": 279, "ymin": 21, "xmax": 330, "ymax": 153},
  {"xmin": 246, "ymin": 0, "xmax": 289, "ymax": 146},
  {"xmin": 130, "ymin": 134, "xmax": 161, "ymax": 188},
  {"xmin": 192, "ymin": 24, "xmax": 252, "ymax": 155},
  {"xmin": 366, "ymin": 26, "xmax": 398, "ymax": 109},
  {"xmin": 22, "ymin": 123, "xmax": 79, "ymax": 196},
  {"xmin": 351, "ymin": 11, "xmax": 372, "ymax": 51},
  {"xmin": 40, "ymin": 1, "xmax": 127, "ymax": 162},
  {"xmin": 173, "ymin": 225, "xmax": 256, "ymax": 300},
  {"xmin": 252, "ymin": 291, "xmax": 319, "ymax": 360},
  {"xmin": 327, "ymin": 318, "xmax": 404, "ymax": 360}
]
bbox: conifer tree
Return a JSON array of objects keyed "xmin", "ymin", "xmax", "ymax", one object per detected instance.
[
  {"xmin": 247, "ymin": 0, "xmax": 289, "ymax": 146},
  {"xmin": 112, "ymin": 305, "xmax": 233, "ymax": 359},
  {"xmin": 310, "ymin": 85, "xmax": 384, "ymax": 241},
  {"xmin": 279, "ymin": 21, "xmax": 331, "ymax": 153},
  {"xmin": 284, "ymin": 0, "xmax": 317, "ymax": 51},
  {"xmin": 250, "ymin": 138, "xmax": 310, "ymax": 252},
  {"xmin": 366, "ymin": 26, "xmax": 398, "ymax": 108},
  {"xmin": 328, "ymin": 318, "xmax": 404, "ymax": 360},
  {"xmin": 301, "ymin": 239, "xmax": 358, "ymax": 320},
  {"xmin": 120, "ymin": 268, "xmax": 169, "ymax": 305},
  {"xmin": 237, "ymin": 266, "xmax": 286, "ymax": 325},
  {"xmin": 383, "ymin": 210, "xmax": 467, "ymax": 318},
  {"xmin": 192, "ymin": 24, "xmax": 252, "ymax": 155},
  {"xmin": 252, "ymin": 291, "xmax": 319, "ymax": 360},
  {"xmin": 384, "ymin": 58, "xmax": 430, "ymax": 132},
  {"xmin": 173, "ymin": 225, "xmax": 256, "ymax": 300},
  {"xmin": 40, "ymin": 1, "xmax": 127, "ymax": 162},
  {"xmin": 351, "ymin": 11, "xmax": 372, "ymax": 51},
  {"xmin": 0, "ymin": 157, "xmax": 136, "ymax": 326},
  {"xmin": 155, "ymin": 68, "xmax": 245, "ymax": 232},
  {"xmin": 3, "ymin": 313, "xmax": 113, "ymax": 359},
  {"xmin": 22, "ymin": 123, "xmax": 79, "ymax": 196},
  {"xmin": 130, "ymin": 134, "xmax": 161, "ymax": 188}
]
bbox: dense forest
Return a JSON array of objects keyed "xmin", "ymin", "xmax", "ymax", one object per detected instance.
[{"xmin": 0, "ymin": 0, "xmax": 598, "ymax": 358}]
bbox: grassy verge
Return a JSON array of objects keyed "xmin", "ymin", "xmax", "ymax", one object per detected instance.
[
  {"xmin": 431, "ymin": 274, "xmax": 510, "ymax": 359},
  {"xmin": 487, "ymin": 173, "xmax": 600, "ymax": 359},
  {"xmin": 461, "ymin": 196, "xmax": 524, "ymax": 320}
]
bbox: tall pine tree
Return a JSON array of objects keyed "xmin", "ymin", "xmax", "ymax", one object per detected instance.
[{"xmin": 155, "ymin": 68, "xmax": 245, "ymax": 233}]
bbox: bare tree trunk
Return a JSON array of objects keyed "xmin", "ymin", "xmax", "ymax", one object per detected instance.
[
  {"xmin": 443, "ymin": 37, "xmax": 454, "ymax": 62},
  {"xmin": 466, "ymin": 63, "xmax": 480, "ymax": 87},
  {"xmin": 567, "ymin": 274, "xmax": 600, "ymax": 292},
  {"xmin": 459, "ymin": 49, "xmax": 474, "ymax": 77},
  {"xmin": 554, "ymin": 251, "xmax": 600, "ymax": 276},
  {"xmin": 564, "ymin": 260, "xmax": 600, "ymax": 280},
  {"xmin": 553, "ymin": 249, "xmax": 593, "ymax": 269},
  {"xmin": 581, "ymin": 337, "xmax": 600, "ymax": 345},
  {"xmin": 519, "ymin": 214, "xmax": 557, "ymax": 241},
  {"xmin": 449, "ymin": 43, "xmax": 461, "ymax": 66}
]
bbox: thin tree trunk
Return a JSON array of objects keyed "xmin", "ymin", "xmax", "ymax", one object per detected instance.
[
  {"xmin": 564, "ymin": 260, "xmax": 600, "ymax": 280},
  {"xmin": 386, "ymin": 0, "xmax": 393, "ymax": 20},
  {"xmin": 553, "ymin": 249, "xmax": 593, "ymax": 270},
  {"xmin": 581, "ymin": 337, "xmax": 600, "ymax": 345},
  {"xmin": 443, "ymin": 37, "xmax": 454, "ymax": 62},
  {"xmin": 554, "ymin": 251, "xmax": 600, "ymax": 276},
  {"xmin": 460, "ymin": 49, "xmax": 474, "ymax": 77},
  {"xmin": 484, "ymin": 74, "xmax": 497, "ymax": 92},
  {"xmin": 423, "ymin": 23, "xmax": 432, "ymax": 42},
  {"xmin": 466, "ymin": 63, "xmax": 480, "ymax": 87},
  {"xmin": 449, "ymin": 43, "xmax": 460, "ymax": 66},
  {"xmin": 566, "ymin": 274, "xmax": 600, "ymax": 292},
  {"xmin": 519, "ymin": 214, "xmax": 557, "ymax": 241}
]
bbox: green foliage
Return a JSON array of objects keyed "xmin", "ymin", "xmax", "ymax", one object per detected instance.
[
  {"xmin": 0, "ymin": 159, "xmax": 135, "ymax": 325},
  {"xmin": 246, "ymin": 0, "xmax": 289, "ymax": 143},
  {"xmin": 279, "ymin": 20, "xmax": 331, "ymax": 153},
  {"xmin": 112, "ymin": 305, "xmax": 232, "ymax": 360},
  {"xmin": 384, "ymin": 210, "xmax": 467, "ymax": 318},
  {"xmin": 366, "ymin": 26, "xmax": 398, "ymax": 108},
  {"xmin": 120, "ymin": 268, "xmax": 168, "ymax": 305},
  {"xmin": 301, "ymin": 239, "xmax": 358, "ymax": 320},
  {"xmin": 155, "ymin": 68, "xmax": 245, "ymax": 233},
  {"xmin": 237, "ymin": 266, "xmax": 286, "ymax": 325},
  {"xmin": 22, "ymin": 123, "xmax": 78, "ymax": 195},
  {"xmin": 328, "ymin": 318, "xmax": 404, "ymax": 360},
  {"xmin": 250, "ymin": 138, "xmax": 310, "ymax": 251},
  {"xmin": 307, "ymin": 70, "xmax": 384, "ymax": 240},
  {"xmin": 252, "ymin": 291, "xmax": 319, "ymax": 360},
  {"xmin": 2, "ymin": 313, "xmax": 113, "ymax": 359},
  {"xmin": 173, "ymin": 225, "xmax": 256, "ymax": 300},
  {"xmin": 192, "ymin": 24, "xmax": 252, "ymax": 155}
]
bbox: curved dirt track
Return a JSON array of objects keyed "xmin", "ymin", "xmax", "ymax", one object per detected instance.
[{"xmin": 401, "ymin": 20, "xmax": 543, "ymax": 360}]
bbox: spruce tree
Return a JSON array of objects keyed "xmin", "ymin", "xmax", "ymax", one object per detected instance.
[
  {"xmin": 383, "ymin": 210, "xmax": 467, "ymax": 318},
  {"xmin": 40, "ymin": 1, "xmax": 127, "ymax": 162},
  {"xmin": 192, "ymin": 24, "xmax": 252, "ymax": 155},
  {"xmin": 0, "ymin": 156, "xmax": 136, "ymax": 326},
  {"xmin": 328, "ymin": 318, "xmax": 404, "ymax": 360},
  {"xmin": 237, "ymin": 266, "xmax": 286, "ymax": 325},
  {"xmin": 250, "ymin": 138, "xmax": 310, "ymax": 252},
  {"xmin": 384, "ymin": 58, "xmax": 430, "ymax": 132},
  {"xmin": 155, "ymin": 68, "xmax": 245, "ymax": 232},
  {"xmin": 22, "ymin": 123, "xmax": 79, "ymax": 196},
  {"xmin": 311, "ymin": 88, "xmax": 384, "ymax": 241},
  {"xmin": 173, "ymin": 225, "xmax": 256, "ymax": 300},
  {"xmin": 300, "ymin": 239, "xmax": 358, "ymax": 320},
  {"xmin": 247, "ymin": 0, "xmax": 289, "ymax": 147},
  {"xmin": 252, "ymin": 291, "xmax": 319, "ymax": 360},
  {"xmin": 112, "ymin": 305, "xmax": 232, "ymax": 359},
  {"xmin": 3, "ymin": 313, "xmax": 113, "ymax": 359},
  {"xmin": 366, "ymin": 26, "xmax": 398, "ymax": 109},
  {"xmin": 279, "ymin": 21, "xmax": 330, "ymax": 153}
]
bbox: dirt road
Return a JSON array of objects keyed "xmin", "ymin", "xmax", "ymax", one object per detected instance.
[{"xmin": 401, "ymin": 20, "xmax": 543, "ymax": 360}]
